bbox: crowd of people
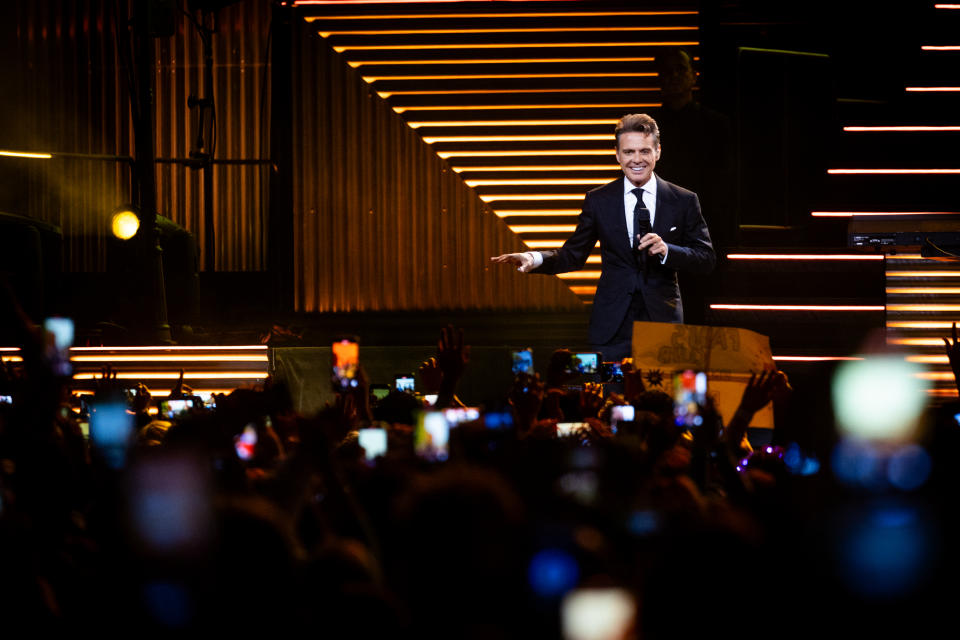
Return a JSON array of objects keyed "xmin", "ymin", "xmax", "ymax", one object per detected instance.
[{"xmin": 2, "ymin": 287, "xmax": 960, "ymax": 637}]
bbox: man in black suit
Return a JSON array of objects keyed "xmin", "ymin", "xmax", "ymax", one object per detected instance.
[{"xmin": 491, "ymin": 113, "xmax": 715, "ymax": 361}]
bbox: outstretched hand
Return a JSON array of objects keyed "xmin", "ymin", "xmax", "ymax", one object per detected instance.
[{"xmin": 490, "ymin": 252, "xmax": 535, "ymax": 273}]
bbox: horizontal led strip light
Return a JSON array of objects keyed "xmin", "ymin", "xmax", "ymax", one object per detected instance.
[
  {"xmin": 570, "ymin": 286, "xmax": 597, "ymax": 295},
  {"xmin": 336, "ymin": 42, "xmax": 699, "ymax": 52},
  {"xmin": 828, "ymin": 169, "xmax": 960, "ymax": 174},
  {"xmin": 409, "ymin": 119, "xmax": 619, "ymax": 128},
  {"xmin": 812, "ymin": 211, "xmax": 959, "ymax": 217},
  {"xmin": 905, "ymin": 87, "xmax": 960, "ymax": 91},
  {"xmin": 525, "ymin": 240, "xmax": 599, "ymax": 249},
  {"xmin": 398, "ymin": 103, "xmax": 658, "ymax": 113},
  {"xmin": 726, "ymin": 253, "xmax": 884, "ymax": 261},
  {"xmin": 888, "ymin": 321, "xmax": 960, "ymax": 328},
  {"xmin": 556, "ymin": 271, "xmax": 602, "ymax": 279},
  {"xmin": 509, "ymin": 224, "xmax": 577, "ymax": 233},
  {"xmin": 710, "ymin": 304, "xmax": 885, "ymax": 311},
  {"xmin": 887, "ymin": 304, "xmax": 960, "ymax": 312},
  {"xmin": 922, "ymin": 46, "xmax": 960, "ymax": 50},
  {"xmin": 320, "ymin": 27, "xmax": 697, "ymax": 37},
  {"xmin": 887, "ymin": 271, "xmax": 960, "ymax": 277},
  {"xmin": 70, "ymin": 355, "xmax": 269, "ymax": 362},
  {"xmin": 352, "ymin": 57, "xmax": 656, "ymax": 67},
  {"xmin": 494, "ymin": 209, "xmax": 580, "ymax": 217},
  {"xmin": 439, "ymin": 150, "xmax": 615, "ymax": 158},
  {"xmin": 0, "ymin": 150, "xmax": 53, "ymax": 159},
  {"xmin": 70, "ymin": 345, "xmax": 268, "ymax": 351},
  {"xmin": 304, "ymin": 11, "xmax": 698, "ymax": 19},
  {"xmin": 887, "ymin": 287, "xmax": 960, "ymax": 294},
  {"xmin": 843, "ymin": 126, "xmax": 960, "ymax": 131},
  {"xmin": 425, "ymin": 134, "xmax": 614, "ymax": 143},
  {"xmin": 773, "ymin": 356, "xmax": 865, "ymax": 361},
  {"xmin": 73, "ymin": 372, "xmax": 267, "ymax": 380},
  {"xmin": 380, "ymin": 87, "xmax": 660, "ymax": 97},
  {"xmin": 467, "ymin": 178, "xmax": 609, "ymax": 186},
  {"xmin": 366, "ymin": 73, "xmax": 654, "ymax": 82},
  {"xmin": 481, "ymin": 194, "xmax": 586, "ymax": 202},
  {"xmin": 890, "ymin": 338, "xmax": 960, "ymax": 346},
  {"xmin": 455, "ymin": 165, "xmax": 619, "ymax": 172}
]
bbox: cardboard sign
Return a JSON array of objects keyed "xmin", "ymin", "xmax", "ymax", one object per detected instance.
[{"xmin": 631, "ymin": 322, "xmax": 776, "ymax": 428}]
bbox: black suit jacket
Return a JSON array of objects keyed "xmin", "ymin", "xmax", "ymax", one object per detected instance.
[{"xmin": 534, "ymin": 175, "xmax": 715, "ymax": 345}]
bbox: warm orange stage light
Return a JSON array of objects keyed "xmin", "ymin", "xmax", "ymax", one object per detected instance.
[
  {"xmin": 710, "ymin": 304, "xmax": 885, "ymax": 311},
  {"xmin": 0, "ymin": 150, "xmax": 53, "ymax": 159},
  {"xmin": 887, "ymin": 304, "xmax": 960, "ymax": 312},
  {"xmin": 726, "ymin": 253, "xmax": 884, "ymax": 261},
  {"xmin": 887, "ymin": 321, "xmax": 958, "ymax": 329},
  {"xmin": 466, "ymin": 178, "xmax": 609, "ymax": 186},
  {"xmin": 320, "ymin": 26, "xmax": 698, "ymax": 37},
  {"xmin": 886, "ymin": 287, "xmax": 960, "ymax": 294},
  {"xmin": 335, "ymin": 42, "xmax": 699, "ymax": 52},
  {"xmin": 509, "ymin": 224, "xmax": 578, "ymax": 233},
  {"xmin": 556, "ymin": 271, "xmax": 603, "ymax": 279},
  {"xmin": 424, "ymin": 134, "xmax": 614, "ymax": 143},
  {"xmin": 70, "ymin": 355, "xmax": 269, "ymax": 362},
  {"xmin": 905, "ymin": 87, "xmax": 960, "ymax": 91},
  {"xmin": 455, "ymin": 165, "xmax": 619, "ymax": 173},
  {"xmin": 922, "ymin": 45, "xmax": 960, "ymax": 50},
  {"xmin": 439, "ymin": 150, "xmax": 615, "ymax": 158},
  {"xmin": 570, "ymin": 286, "xmax": 598, "ymax": 295},
  {"xmin": 367, "ymin": 73, "xmax": 654, "ymax": 83},
  {"xmin": 772, "ymin": 356, "xmax": 865, "ymax": 361},
  {"xmin": 481, "ymin": 194, "xmax": 587, "ymax": 202},
  {"xmin": 828, "ymin": 169, "xmax": 960, "ymax": 174},
  {"xmin": 524, "ymin": 240, "xmax": 600, "ymax": 249},
  {"xmin": 397, "ymin": 103, "xmax": 658, "ymax": 113},
  {"xmin": 411, "ymin": 120, "xmax": 618, "ymax": 129},
  {"xmin": 304, "ymin": 11, "xmax": 698, "ymax": 19},
  {"xmin": 353, "ymin": 58, "xmax": 655, "ymax": 68},
  {"xmin": 889, "ymin": 338, "xmax": 957, "ymax": 346},
  {"xmin": 70, "ymin": 345, "xmax": 267, "ymax": 351},
  {"xmin": 843, "ymin": 125, "xmax": 960, "ymax": 131},
  {"xmin": 379, "ymin": 87, "xmax": 659, "ymax": 98},
  {"xmin": 493, "ymin": 209, "xmax": 581, "ymax": 217},
  {"xmin": 887, "ymin": 271, "xmax": 960, "ymax": 277}
]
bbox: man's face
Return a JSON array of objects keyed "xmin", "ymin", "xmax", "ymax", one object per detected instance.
[{"xmin": 616, "ymin": 131, "xmax": 661, "ymax": 187}]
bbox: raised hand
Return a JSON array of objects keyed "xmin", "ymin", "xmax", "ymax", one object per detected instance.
[
  {"xmin": 418, "ymin": 356, "xmax": 443, "ymax": 394},
  {"xmin": 490, "ymin": 252, "xmax": 536, "ymax": 273},
  {"xmin": 579, "ymin": 381, "xmax": 605, "ymax": 419}
]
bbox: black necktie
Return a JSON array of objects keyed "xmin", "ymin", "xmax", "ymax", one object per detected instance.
[{"xmin": 632, "ymin": 187, "xmax": 651, "ymax": 279}]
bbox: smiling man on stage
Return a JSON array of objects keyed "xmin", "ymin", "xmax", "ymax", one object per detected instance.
[{"xmin": 491, "ymin": 113, "xmax": 716, "ymax": 361}]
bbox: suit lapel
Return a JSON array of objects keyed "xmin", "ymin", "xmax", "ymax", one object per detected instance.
[
  {"xmin": 599, "ymin": 178, "xmax": 631, "ymax": 253},
  {"xmin": 653, "ymin": 175, "xmax": 675, "ymax": 236}
]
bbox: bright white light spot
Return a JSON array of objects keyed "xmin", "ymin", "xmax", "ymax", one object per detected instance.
[
  {"xmin": 832, "ymin": 357, "xmax": 926, "ymax": 440},
  {"xmin": 111, "ymin": 209, "xmax": 140, "ymax": 240}
]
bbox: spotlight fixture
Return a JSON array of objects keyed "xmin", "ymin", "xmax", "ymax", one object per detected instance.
[{"xmin": 111, "ymin": 205, "xmax": 141, "ymax": 240}]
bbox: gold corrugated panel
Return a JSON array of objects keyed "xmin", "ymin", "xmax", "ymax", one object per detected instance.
[
  {"xmin": 291, "ymin": 20, "xmax": 583, "ymax": 312},
  {"xmin": 2, "ymin": 0, "xmax": 269, "ymax": 272}
]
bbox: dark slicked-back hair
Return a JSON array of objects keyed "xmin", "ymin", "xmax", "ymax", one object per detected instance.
[{"xmin": 615, "ymin": 113, "xmax": 660, "ymax": 148}]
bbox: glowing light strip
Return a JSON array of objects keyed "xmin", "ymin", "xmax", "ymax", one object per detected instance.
[
  {"xmin": 73, "ymin": 372, "xmax": 268, "ymax": 380},
  {"xmin": 828, "ymin": 169, "xmax": 960, "ymax": 174},
  {"xmin": 890, "ymin": 338, "xmax": 958, "ymax": 346},
  {"xmin": 525, "ymin": 240, "xmax": 599, "ymax": 249},
  {"xmin": 887, "ymin": 287, "xmax": 960, "ymax": 294},
  {"xmin": 425, "ymin": 134, "xmax": 614, "ymax": 143},
  {"xmin": 367, "ymin": 73, "xmax": 653, "ymax": 82},
  {"xmin": 0, "ymin": 150, "xmax": 53, "ymax": 159},
  {"xmin": 494, "ymin": 209, "xmax": 581, "ymax": 217},
  {"xmin": 380, "ymin": 87, "xmax": 659, "ymax": 97},
  {"xmin": 812, "ymin": 211, "xmax": 959, "ymax": 217},
  {"xmin": 439, "ymin": 149, "xmax": 614, "ymax": 158},
  {"xmin": 70, "ymin": 355, "xmax": 269, "ymax": 362},
  {"xmin": 843, "ymin": 125, "xmax": 960, "ymax": 131},
  {"xmin": 467, "ymin": 178, "xmax": 608, "ymax": 186},
  {"xmin": 772, "ymin": 356, "xmax": 864, "ymax": 361},
  {"xmin": 297, "ymin": 0, "xmax": 590, "ymax": 4},
  {"xmin": 935, "ymin": 4, "xmax": 960, "ymax": 8},
  {"xmin": 587, "ymin": 255, "xmax": 601, "ymax": 264},
  {"xmin": 304, "ymin": 11, "xmax": 698, "ymax": 19},
  {"xmin": 351, "ymin": 57, "xmax": 655, "ymax": 67},
  {"xmin": 481, "ymin": 194, "xmax": 586, "ymax": 202},
  {"xmin": 73, "ymin": 388, "xmax": 245, "ymax": 397},
  {"xmin": 710, "ymin": 304, "xmax": 885, "ymax": 311},
  {"xmin": 916, "ymin": 372, "xmax": 956, "ymax": 381},
  {"xmin": 509, "ymin": 224, "xmax": 577, "ymax": 233},
  {"xmin": 905, "ymin": 87, "xmax": 960, "ymax": 91},
  {"xmin": 1, "ymin": 356, "xmax": 23, "ymax": 362},
  {"xmin": 888, "ymin": 304, "xmax": 960, "ymax": 311},
  {"xmin": 726, "ymin": 253, "xmax": 884, "ymax": 261},
  {"xmin": 335, "ymin": 41, "xmax": 699, "ymax": 52},
  {"xmin": 570, "ymin": 286, "xmax": 597, "ymax": 295},
  {"xmin": 398, "ymin": 103, "xmax": 658, "ymax": 113},
  {"xmin": 0, "ymin": 348, "xmax": 19, "ymax": 352},
  {"xmin": 888, "ymin": 321, "xmax": 958, "ymax": 328},
  {"xmin": 70, "ymin": 345, "xmax": 267, "ymax": 351},
  {"xmin": 922, "ymin": 45, "xmax": 960, "ymax": 50},
  {"xmin": 928, "ymin": 388, "xmax": 959, "ymax": 397},
  {"xmin": 557, "ymin": 271, "xmax": 602, "ymax": 279},
  {"xmin": 409, "ymin": 119, "xmax": 619, "ymax": 128},
  {"xmin": 455, "ymin": 165, "xmax": 618, "ymax": 172},
  {"xmin": 887, "ymin": 271, "xmax": 960, "ymax": 277},
  {"xmin": 884, "ymin": 254, "xmax": 923, "ymax": 260},
  {"xmin": 321, "ymin": 27, "xmax": 698, "ymax": 37}
]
